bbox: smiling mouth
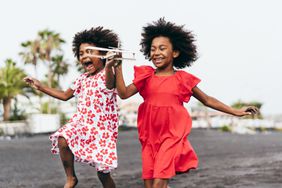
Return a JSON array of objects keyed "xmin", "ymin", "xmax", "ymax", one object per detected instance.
[{"xmin": 153, "ymin": 58, "xmax": 163, "ymax": 63}]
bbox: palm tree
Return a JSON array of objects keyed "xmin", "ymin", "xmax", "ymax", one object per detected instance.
[
  {"xmin": 0, "ymin": 59, "xmax": 29, "ymax": 121},
  {"xmin": 19, "ymin": 29, "xmax": 67, "ymax": 113},
  {"xmin": 37, "ymin": 29, "xmax": 65, "ymax": 88},
  {"xmin": 20, "ymin": 29, "xmax": 65, "ymax": 87},
  {"xmin": 51, "ymin": 55, "xmax": 69, "ymax": 88},
  {"xmin": 19, "ymin": 40, "xmax": 41, "ymax": 77}
]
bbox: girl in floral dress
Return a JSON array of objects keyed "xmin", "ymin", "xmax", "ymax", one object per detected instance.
[
  {"xmin": 108, "ymin": 18, "xmax": 259, "ymax": 188},
  {"xmin": 24, "ymin": 27, "xmax": 120, "ymax": 188}
]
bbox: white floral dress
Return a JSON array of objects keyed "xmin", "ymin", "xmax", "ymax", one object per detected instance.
[{"xmin": 49, "ymin": 69, "xmax": 119, "ymax": 172}]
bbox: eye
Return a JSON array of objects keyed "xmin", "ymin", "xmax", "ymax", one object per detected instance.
[{"xmin": 86, "ymin": 49, "xmax": 92, "ymax": 54}]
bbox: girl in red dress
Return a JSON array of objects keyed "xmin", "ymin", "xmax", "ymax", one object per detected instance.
[
  {"xmin": 108, "ymin": 18, "xmax": 259, "ymax": 188},
  {"xmin": 24, "ymin": 27, "xmax": 120, "ymax": 188}
]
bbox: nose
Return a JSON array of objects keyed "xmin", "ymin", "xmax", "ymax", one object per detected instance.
[
  {"xmin": 152, "ymin": 49, "xmax": 161, "ymax": 57},
  {"xmin": 151, "ymin": 48, "xmax": 159, "ymax": 55}
]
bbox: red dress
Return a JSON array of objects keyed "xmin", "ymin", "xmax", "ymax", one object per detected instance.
[{"xmin": 133, "ymin": 66, "xmax": 200, "ymax": 179}]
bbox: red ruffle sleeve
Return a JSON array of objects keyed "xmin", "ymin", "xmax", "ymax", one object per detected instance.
[
  {"xmin": 132, "ymin": 65, "xmax": 154, "ymax": 93},
  {"xmin": 176, "ymin": 71, "xmax": 201, "ymax": 102}
]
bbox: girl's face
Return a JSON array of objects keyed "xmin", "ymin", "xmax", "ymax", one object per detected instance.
[
  {"xmin": 79, "ymin": 43, "xmax": 104, "ymax": 75},
  {"xmin": 150, "ymin": 36, "xmax": 179, "ymax": 70}
]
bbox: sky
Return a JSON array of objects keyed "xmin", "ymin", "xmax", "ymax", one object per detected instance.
[{"xmin": 1, "ymin": 0, "xmax": 282, "ymax": 115}]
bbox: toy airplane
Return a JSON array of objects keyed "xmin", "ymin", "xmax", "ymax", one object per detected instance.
[{"xmin": 85, "ymin": 46, "xmax": 136, "ymax": 61}]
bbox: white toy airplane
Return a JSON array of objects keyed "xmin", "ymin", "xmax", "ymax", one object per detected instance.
[{"xmin": 85, "ymin": 46, "xmax": 136, "ymax": 61}]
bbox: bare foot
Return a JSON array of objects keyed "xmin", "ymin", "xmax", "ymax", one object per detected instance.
[{"xmin": 64, "ymin": 177, "xmax": 78, "ymax": 188}]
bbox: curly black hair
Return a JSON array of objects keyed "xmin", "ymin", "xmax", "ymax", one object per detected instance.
[
  {"xmin": 72, "ymin": 27, "xmax": 120, "ymax": 60},
  {"xmin": 140, "ymin": 18, "xmax": 198, "ymax": 69}
]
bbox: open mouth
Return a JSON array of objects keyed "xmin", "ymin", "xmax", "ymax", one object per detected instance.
[
  {"xmin": 83, "ymin": 61, "xmax": 95, "ymax": 71},
  {"xmin": 83, "ymin": 61, "xmax": 93, "ymax": 67},
  {"xmin": 83, "ymin": 61, "xmax": 92, "ymax": 67}
]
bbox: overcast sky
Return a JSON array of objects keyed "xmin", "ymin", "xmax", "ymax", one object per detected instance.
[{"xmin": 1, "ymin": 0, "xmax": 281, "ymax": 115}]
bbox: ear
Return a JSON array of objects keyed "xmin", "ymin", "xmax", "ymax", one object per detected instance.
[{"xmin": 173, "ymin": 50, "xmax": 180, "ymax": 58}]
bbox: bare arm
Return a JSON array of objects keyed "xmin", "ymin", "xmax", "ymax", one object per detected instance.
[
  {"xmin": 105, "ymin": 64, "xmax": 115, "ymax": 89},
  {"xmin": 23, "ymin": 77, "xmax": 74, "ymax": 101},
  {"xmin": 104, "ymin": 52, "xmax": 119, "ymax": 89},
  {"xmin": 192, "ymin": 86, "xmax": 258, "ymax": 116},
  {"xmin": 38, "ymin": 86, "xmax": 74, "ymax": 101},
  {"xmin": 114, "ymin": 63, "xmax": 138, "ymax": 99}
]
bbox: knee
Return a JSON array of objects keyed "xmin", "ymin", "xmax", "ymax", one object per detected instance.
[{"xmin": 58, "ymin": 137, "xmax": 69, "ymax": 150}]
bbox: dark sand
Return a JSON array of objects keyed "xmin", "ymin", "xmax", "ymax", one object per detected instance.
[{"xmin": 0, "ymin": 129, "xmax": 281, "ymax": 188}]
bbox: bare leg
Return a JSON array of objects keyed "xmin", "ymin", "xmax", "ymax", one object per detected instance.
[
  {"xmin": 97, "ymin": 171, "xmax": 116, "ymax": 188},
  {"xmin": 144, "ymin": 179, "xmax": 153, "ymax": 188},
  {"xmin": 152, "ymin": 178, "xmax": 169, "ymax": 188},
  {"xmin": 58, "ymin": 137, "xmax": 78, "ymax": 188}
]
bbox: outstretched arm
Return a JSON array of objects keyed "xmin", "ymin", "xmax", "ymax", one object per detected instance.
[
  {"xmin": 23, "ymin": 77, "xmax": 74, "ymax": 101},
  {"xmin": 192, "ymin": 86, "xmax": 259, "ymax": 116}
]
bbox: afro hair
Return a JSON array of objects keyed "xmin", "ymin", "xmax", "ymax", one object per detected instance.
[
  {"xmin": 140, "ymin": 18, "xmax": 198, "ymax": 69},
  {"xmin": 72, "ymin": 27, "xmax": 120, "ymax": 60}
]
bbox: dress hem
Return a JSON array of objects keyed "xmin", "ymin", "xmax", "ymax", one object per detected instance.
[{"xmin": 49, "ymin": 133, "xmax": 117, "ymax": 172}]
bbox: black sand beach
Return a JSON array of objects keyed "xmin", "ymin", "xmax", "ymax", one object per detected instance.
[{"xmin": 0, "ymin": 129, "xmax": 282, "ymax": 188}]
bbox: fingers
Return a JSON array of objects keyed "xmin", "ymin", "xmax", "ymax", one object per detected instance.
[
  {"xmin": 105, "ymin": 51, "xmax": 117, "ymax": 60},
  {"xmin": 23, "ymin": 76, "xmax": 34, "ymax": 84},
  {"xmin": 105, "ymin": 58, "xmax": 116, "ymax": 67},
  {"xmin": 114, "ymin": 60, "xmax": 122, "ymax": 67},
  {"xmin": 245, "ymin": 106, "xmax": 259, "ymax": 115},
  {"xmin": 105, "ymin": 52, "xmax": 122, "ymax": 67},
  {"xmin": 23, "ymin": 76, "xmax": 39, "ymax": 89}
]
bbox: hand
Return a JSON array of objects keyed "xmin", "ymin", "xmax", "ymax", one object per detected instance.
[
  {"xmin": 23, "ymin": 76, "xmax": 42, "ymax": 90},
  {"xmin": 236, "ymin": 106, "xmax": 259, "ymax": 117},
  {"xmin": 105, "ymin": 51, "xmax": 122, "ymax": 68}
]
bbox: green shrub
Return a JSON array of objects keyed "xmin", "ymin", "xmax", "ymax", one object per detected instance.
[{"xmin": 220, "ymin": 125, "xmax": 232, "ymax": 132}]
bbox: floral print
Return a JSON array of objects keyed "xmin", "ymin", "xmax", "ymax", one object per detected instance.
[{"xmin": 49, "ymin": 69, "xmax": 119, "ymax": 172}]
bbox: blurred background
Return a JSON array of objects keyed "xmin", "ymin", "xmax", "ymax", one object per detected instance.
[
  {"xmin": 1, "ymin": 0, "xmax": 282, "ymax": 133},
  {"xmin": 1, "ymin": 1, "xmax": 282, "ymax": 187}
]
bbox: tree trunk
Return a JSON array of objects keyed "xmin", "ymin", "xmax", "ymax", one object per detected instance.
[
  {"xmin": 47, "ymin": 61, "xmax": 52, "ymax": 114},
  {"xmin": 3, "ymin": 97, "xmax": 12, "ymax": 121}
]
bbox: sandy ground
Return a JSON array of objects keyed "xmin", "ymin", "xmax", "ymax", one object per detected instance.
[{"xmin": 0, "ymin": 128, "xmax": 282, "ymax": 188}]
